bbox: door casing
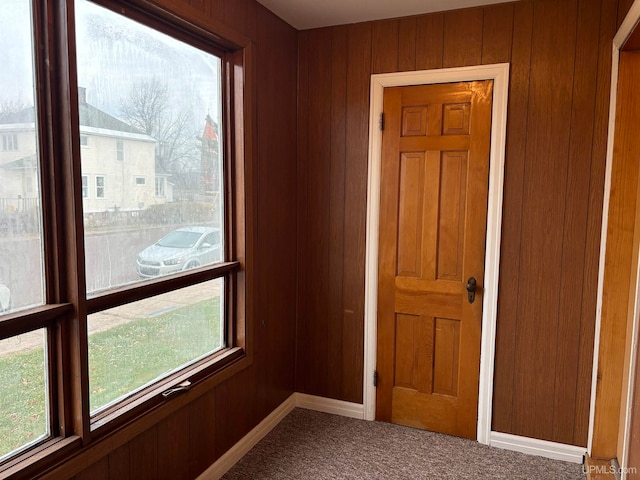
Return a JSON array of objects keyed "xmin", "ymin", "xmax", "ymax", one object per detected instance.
[{"xmin": 363, "ymin": 63, "xmax": 510, "ymax": 444}]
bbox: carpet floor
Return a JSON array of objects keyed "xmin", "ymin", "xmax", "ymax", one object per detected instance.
[{"xmin": 223, "ymin": 408, "xmax": 586, "ymax": 479}]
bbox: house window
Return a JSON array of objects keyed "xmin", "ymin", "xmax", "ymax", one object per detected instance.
[
  {"xmin": 135, "ymin": 176, "xmax": 146, "ymax": 186},
  {"xmin": 0, "ymin": 0, "xmax": 250, "ymax": 473},
  {"xmin": 95, "ymin": 175, "xmax": 105, "ymax": 198},
  {"xmin": 155, "ymin": 177, "xmax": 165, "ymax": 196},
  {"xmin": 116, "ymin": 139, "xmax": 124, "ymax": 161},
  {"xmin": 80, "ymin": 135, "xmax": 88, "ymax": 146},
  {"xmin": 81, "ymin": 175, "xmax": 89, "ymax": 198},
  {"xmin": 2, "ymin": 134, "xmax": 18, "ymax": 151}
]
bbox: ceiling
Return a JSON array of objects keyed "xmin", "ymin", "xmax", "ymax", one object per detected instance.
[{"xmin": 255, "ymin": 0, "xmax": 516, "ymax": 30}]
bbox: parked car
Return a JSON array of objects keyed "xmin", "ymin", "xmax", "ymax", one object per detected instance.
[
  {"xmin": 0, "ymin": 284, "xmax": 10, "ymax": 313},
  {"xmin": 136, "ymin": 226, "xmax": 222, "ymax": 278}
]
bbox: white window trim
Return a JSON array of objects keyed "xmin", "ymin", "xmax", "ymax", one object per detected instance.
[{"xmin": 95, "ymin": 175, "xmax": 106, "ymax": 199}]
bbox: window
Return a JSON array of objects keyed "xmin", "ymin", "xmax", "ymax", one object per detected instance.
[
  {"xmin": 95, "ymin": 175, "xmax": 105, "ymax": 198},
  {"xmin": 115, "ymin": 138, "xmax": 124, "ymax": 161},
  {"xmin": 2, "ymin": 134, "xmax": 18, "ymax": 151},
  {"xmin": 81, "ymin": 175, "xmax": 89, "ymax": 197},
  {"xmin": 0, "ymin": 0, "xmax": 251, "ymax": 472},
  {"xmin": 155, "ymin": 177, "xmax": 165, "ymax": 196}
]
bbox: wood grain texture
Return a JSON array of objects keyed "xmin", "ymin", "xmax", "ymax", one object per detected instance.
[
  {"xmin": 577, "ymin": 0, "xmax": 618, "ymax": 447},
  {"xmin": 511, "ymin": 0, "xmax": 578, "ymax": 442},
  {"xmin": 481, "ymin": 3, "xmax": 514, "ymax": 64},
  {"xmin": 416, "ymin": 13, "xmax": 444, "ymax": 70},
  {"xmin": 552, "ymin": 0, "xmax": 601, "ymax": 446},
  {"xmin": 327, "ymin": 25, "xmax": 348, "ymax": 400},
  {"xmin": 372, "ymin": 20, "xmax": 399, "ymax": 74},
  {"xmin": 591, "ymin": 51, "xmax": 640, "ymax": 459},
  {"xmin": 491, "ymin": 0, "xmax": 533, "ymax": 435},
  {"xmin": 443, "ymin": 8, "xmax": 483, "ymax": 67},
  {"xmin": 297, "ymin": 0, "xmax": 620, "ymax": 446}
]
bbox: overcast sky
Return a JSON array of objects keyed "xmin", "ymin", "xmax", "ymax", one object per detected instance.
[{"xmin": 0, "ymin": 0, "xmax": 221, "ymax": 130}]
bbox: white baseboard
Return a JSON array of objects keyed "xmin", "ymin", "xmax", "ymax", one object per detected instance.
[
  {"xmin": 197, "ymin": 393, "xmax": 297, "ymax": 480},
  {"xmin": 490, "ymin": 431, "xmax": 586, "ymax": 464},
  {"xmin": 295, "ymin": 393, "xmax": 365, "ymax": 419}
]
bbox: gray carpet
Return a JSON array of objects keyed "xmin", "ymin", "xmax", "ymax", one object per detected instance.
[{"xmin": 223, "ymin": 408, "xmax": 586, "ymax": 479}]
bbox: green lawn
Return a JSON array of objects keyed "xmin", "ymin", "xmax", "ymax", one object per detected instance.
[{"xmin": 0, "ymin": 297, "xmax": 221, "ymax": 460}]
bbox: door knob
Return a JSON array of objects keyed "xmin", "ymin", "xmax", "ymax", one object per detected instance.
[{"xmin": 466, "ymin": 277, "xmax": 477, "ymax": 304}]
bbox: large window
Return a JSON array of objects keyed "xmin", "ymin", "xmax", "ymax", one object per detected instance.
[{"xmin": 0, "ymin": 0, "xmax": 250, "ymax": 474}]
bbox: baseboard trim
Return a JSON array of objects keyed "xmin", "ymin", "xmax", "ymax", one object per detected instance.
[
  {"xmin": 295, "ymin": 393, "xmax": 365, "ymax": 419},
  {"xmin": 490, "ymin": 431, "xmax": 586, "ymax": 464},
  {"xmin": 197, "ymin": 393, "xmax": 296, "ymax": 480}
]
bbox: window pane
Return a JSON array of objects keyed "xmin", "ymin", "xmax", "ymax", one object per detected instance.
[
  {"xmin": 0, "ymin": 0, "xmax": 45, "ymax": 314},
  {"xmin": 88, "ymin": 278, "xmax": 224, "ymax": 413},
  {"xmin": 75, "ymin": 1, "xmax": 224, "ymax": 296},
  {"xmin": 0, "ymin": 330, "xmax": 49, "ymax": 461}
]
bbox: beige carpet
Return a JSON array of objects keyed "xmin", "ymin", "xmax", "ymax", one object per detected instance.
[{"xmin": 223, "ymin": 408, "xmax": 586, "ymax": 479}]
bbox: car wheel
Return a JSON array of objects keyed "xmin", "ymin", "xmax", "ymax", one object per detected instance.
[{"xmin": 184, "ymin": 260, "xmax": 201, "ymax": 270}]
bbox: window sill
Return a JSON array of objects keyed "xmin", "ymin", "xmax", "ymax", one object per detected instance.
[{"xmin": 0, "ymin": 436, "xmax": 81, "ymax": 480}]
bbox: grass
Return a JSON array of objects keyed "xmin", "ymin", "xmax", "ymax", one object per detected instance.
[{"xmin": 0, "ymin": 297, "xmax": 221, "ymax": 460}]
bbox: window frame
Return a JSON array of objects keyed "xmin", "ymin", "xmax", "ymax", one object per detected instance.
[
  {"xmin": 2, "ymin": 134, "xmax": 18, "ymax": 151},
  {"xmin": 94, "ymin": 174, "xmax": 105, "ymax": 198},
  {"xmin": 134, "ymin": 175, "xmax": 146, "ymax": 186},
  {"xmin": 115, "ymin": 138, "xmax": 124, "ymax": 161},
  {"xmin": 0, "ymin": 0, "xmax": 255, "ymax": 476}
]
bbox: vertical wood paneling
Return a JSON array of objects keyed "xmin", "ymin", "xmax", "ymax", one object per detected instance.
[
  {"xmin": 129, "ymin": 427, "xmax": 158, "ymax": 479},
  {"xmin": 552, "ymin": 0, "xmax": 601, "ymax": 446},
  {"xmin": 342, "ymin": 22, "xmax": 371, "ymax": 403},
  {"xmin": 327, "ymin": 25, "xmax": 348, "ymax": 400},
  {"xmin": 443, "ymin": 8, "xmax": 483, "ymax": 67},
  {"xmin": 108, "ymin": 444, "xmax": 130, "ymax": 480},
  {"xmin": 372, "ymin": 20, "xmax": 399, "ymax": 73},
  {"xmin": 629, "ymin": 354, "xmax": 640, "ymax": 478},
  {"xmin": 618, "ymin": 0, "xmax": 635, "ymax": 27},
  {"xmin": 76, "ymin": 457, "xmax": 109, "ymax": 480},
  {"xmin": 481, "ymin": 4, "xmax": 514, "ymax": 64},
  {"xmin": 416, "ymin": 14, "xmax": 444, "ymax": 70},
  {"xmin": 188, "ymin": 391, "xmax": 216, "ymax": 477},
  {"xmin": 157, "ymin": 407, "xmax": 190, "ymax": 480},
  {"xmin": 224, "ymin": 0, "xmax": 247, "ymax": 36},
  {"xmin": 511, "ymin": 0, "xmax": 578, "ymax": 442},
  {"xmin": 297, "ymin": 0, "xmax": 619, "ymax": 447},
  {"xmin": 204, "ymin": 0, "xmax": 225, "ymax": 23},
  {"xmin": 398, "ymin": 18, "xmax": 417, "ymax": 71},
  {"xmin": 306, "ymin": 28, "xmax": 333, "ymax": 396},
  {"xmin": 296, "ymin": 30, "xmax": 310, "ymax": 395},
  {"xmin": 578, "ymin": 0, "xmax": 619, "ymax": 447}
]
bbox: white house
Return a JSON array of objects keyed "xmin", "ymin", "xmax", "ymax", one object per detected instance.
[{"xmin": 0, "ymin": 88, "xmax": 173, "ymax": 224}]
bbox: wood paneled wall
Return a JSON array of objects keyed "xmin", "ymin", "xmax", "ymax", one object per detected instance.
[
  {"xmin": 296, "ymin": 0, "xmax": 628, "ymax": 446},
  {"xmin": 47, "ymin": 1, "xmax": 298, "ymax": 478}
]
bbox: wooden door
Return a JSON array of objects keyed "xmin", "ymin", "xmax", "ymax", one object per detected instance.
[{"xmin": 376, "ymin": 81, "xmax": 493, "ymax": 439}]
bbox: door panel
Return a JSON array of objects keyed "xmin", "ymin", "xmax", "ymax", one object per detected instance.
[{"xmin": 376, "ymin": 81, "xmax": 493, "ymax": 439}]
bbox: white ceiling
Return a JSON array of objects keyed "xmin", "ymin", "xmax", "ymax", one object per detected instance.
[{"xmin": 256, "ymin": 0, "xmax": 516, "ymax": 30}]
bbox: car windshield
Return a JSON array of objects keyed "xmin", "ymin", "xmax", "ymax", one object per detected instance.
[{"xmin": 157, "ymin": 231, "xmax": 202, "ymax": 248}]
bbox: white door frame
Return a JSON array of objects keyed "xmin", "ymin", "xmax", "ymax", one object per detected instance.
[
  {"xmin": 362, "ymin": 63, "xmax": 510, "ymax": 444},
  {"xmin": 589, "ymin": 1, "xmax": 640, "ymax": 474}
]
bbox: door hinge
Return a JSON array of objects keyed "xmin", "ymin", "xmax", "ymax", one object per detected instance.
[
  {"xmin": 379, "ymin": 112, "xmax": 385, "ymax": 131},
  {"xmin": 373, "ymin": 370, "xmax": 378, "ymax": 387}
]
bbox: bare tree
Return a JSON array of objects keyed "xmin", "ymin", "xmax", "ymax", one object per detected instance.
[
  {"xmin": 119, "ymin": 78, "xmax": 200, "ymax": 188},
  {"xmin": 0, "ymin": 99, "xmax": 28, "ymax": 123}
]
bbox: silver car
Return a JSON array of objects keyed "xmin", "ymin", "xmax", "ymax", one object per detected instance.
[{"xmin": 136, "ymin": 226, "xmax": 222, "ymax": 278}]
